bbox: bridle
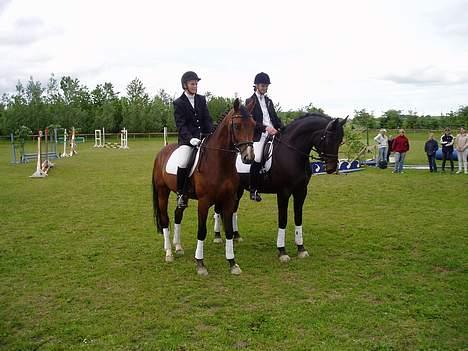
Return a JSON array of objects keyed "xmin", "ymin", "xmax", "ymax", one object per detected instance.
[
  {"xmin": 276, "ymin": 126, "xmax": 339, "ymax": 162},
  {"xmin": 200, "ymin": 114, "xmax": 253, "ymax": 154}
]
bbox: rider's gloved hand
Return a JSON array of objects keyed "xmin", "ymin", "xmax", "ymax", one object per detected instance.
[{"xmin": 190, "ymin": 138, "xmax": 201, "ymax": 146}]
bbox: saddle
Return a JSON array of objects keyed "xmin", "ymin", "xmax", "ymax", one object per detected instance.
[
  {"xmin": 235, "ymin": 135, "xmax": 275, "ymax": 174},
  {"xmin": 260, "ymin": 135, "xmax": 274, "ymax": 172}
]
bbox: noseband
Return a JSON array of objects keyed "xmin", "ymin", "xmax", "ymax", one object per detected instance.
[{"xmin": 230, "ymin": 116, "xmax": 253, "ymax": 153}]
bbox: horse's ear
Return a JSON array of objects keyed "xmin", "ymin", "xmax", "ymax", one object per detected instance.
[
  {"xmin": 340, "ymin": 116, "xmax": 349, "ymax": 126},
  {"xmin": 233, "ymin": 98, "xmax": 240, "ymax": 112},
  {"xmin": 246, "ymin": 98, "xmax": 256, "ymax": 113}
]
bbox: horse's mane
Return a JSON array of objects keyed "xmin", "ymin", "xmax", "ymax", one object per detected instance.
[
  {"xmin": 213, "ymin": 105, "xmax": 250, "ymax": 129},
  {"xmin": 281, "ymin": 112, "xmax": 333, "ymax": 133}
]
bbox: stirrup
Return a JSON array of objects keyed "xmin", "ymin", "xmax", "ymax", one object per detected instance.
[
  {"xmin": 250, "ymin": 190, "xmax": 262, "ymax": 202},
  {"xmin": 176, "ymin": 193, "xmax": 188, "ymax": 208}
]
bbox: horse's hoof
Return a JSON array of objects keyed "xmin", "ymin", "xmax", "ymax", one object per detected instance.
[
  {"xmin": 233, "ymin": 236, "xmax": 244, "ymax": 242},
  {"xmin": 298, "ymin": 250, "xmax": 309, "ymax": 259},
  {"xmin": 213, "ymin": 237, "xmax": 223, "ymax": 244},
  {"xmin": 279, "ymin": 255, "xmax": 291, "ymax": 263},
  {"xmin": 165, "ymin": 255, "xmax": 174, "ymax": 263},
  {"xmin": 175, "ymin": 249, "xmax": 184, "ymax": 256},
  {"xmin": 197, "ymin": 266, "xmax": 208, "ymax": 276},
  {"xmin": 230, "ymin": 264, "xmax": 242, "ymax": 275}
]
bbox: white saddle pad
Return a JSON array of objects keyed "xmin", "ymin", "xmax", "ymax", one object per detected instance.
[
  {"xmin": 236, "ymin": 140, "xmax": 273, "ymax": 174},
  {"xmin": 165, "ymin": 146, "xmax": 201, "ymax": 177}
]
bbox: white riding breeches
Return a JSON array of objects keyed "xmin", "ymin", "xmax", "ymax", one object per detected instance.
[
  {"xmin": 254, "ymin": 132, "xmax": 268, "ymax": 163},
  {"xmin": 177, "ymin": 145, "xmax": 194, "ymax": 168}
]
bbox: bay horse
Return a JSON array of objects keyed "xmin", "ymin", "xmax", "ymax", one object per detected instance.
[
  {"xmin": 213, "ymin": 113, "xmax": 347, "ymax": 262},
  {"xmin": 152, "ymin": 98, "xmax": 256, "ymax": 275}
]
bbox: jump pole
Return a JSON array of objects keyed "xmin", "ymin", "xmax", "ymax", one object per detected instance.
[
  {"xmin": 120, "ymin": 128, "xmax": 129, "ymax": 149},
  {"xmin": 61, "ymin": 129, "xmax": 68, "ymax": 157},
  {"xmin": 94, "ymin": 129, "xmax": 103, "ymax": 147},
  {"xmin": 69, "ymin": 127, "xmax": 77, "ymax": 156},
  {"xmin": 30, "ymin": 130, "xmax": 47, "ymax": 178},
  {"xmin": 164, "ymin": 127, "xmax": 168, "ymax": 146}
]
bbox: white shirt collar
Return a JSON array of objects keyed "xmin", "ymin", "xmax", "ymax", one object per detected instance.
[
  {"xmin": 184, "ymin": 91, "xmax": 195, "ymax": 99},
  {"xmin": 255, "ymin": 91, "xmax": 266, "ymax": 100}
]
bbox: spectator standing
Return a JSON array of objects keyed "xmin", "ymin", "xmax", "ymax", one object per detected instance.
[
  {"xmin": 392, "ymin": 129, "xmax": 410, "ymax": 174},
  {"xmin": 440, "ymin": 128, "xmax": 454, "ymax": 172},
  {"xmin": 454, "ymin": 127, "xmax": 468, "ymax": 174},
  {"xmin": 424, "ymin": 133, "xmax": 438, "ymax": 172},
  {"xmin": 373, "ymin": 129, "xmax": 388, "ymax": 167}
]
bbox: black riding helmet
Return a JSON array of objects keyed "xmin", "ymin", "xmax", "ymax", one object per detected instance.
[
  {"xmin": 181, "ymin": 71, "xmax": 201, "ymax": 89},
  {"xmin": 254, "ymin": 72, "xmax": 271, "ymax": 85}
]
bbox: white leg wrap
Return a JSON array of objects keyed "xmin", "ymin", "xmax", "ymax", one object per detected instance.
[
  {"xmin": 163, "ymin": 228, "xmax": 171, "ymax": 251},
  {"xmin": 295, "ymin": 225, "xmax": 303, "ymax": 245},
  {"xmin": 232, "ymin": 212, "xmax": 238, "ymax": 232},
  {"xmin": 214, "ymin": 213, "xmax": 221, "ymax": 232},
  {"xmin": 277, "ymin": 228, "xmax": 286, "ymax": 248},
  {"xmin": 225, "ymin": 239, "xmax": 235, "ymax": 260},
  {"xmin": 195, "ymin": 240, "xmax": 204, "ymax": 260},
  {"xmin": 173, "ymin": 223, "xmax": 181, "ymax": 245}
]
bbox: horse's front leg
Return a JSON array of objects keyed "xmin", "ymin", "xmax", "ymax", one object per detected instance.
[
  {"xmin": 213, "ymin": 203, "xmax": 223, "ymax": 244},
  {"xmin": 213, "ymin": 188, "xmax": 243, "ymax": 244},
  {"xmin": 233, "ymin": 188, "xmax": 244, "ymax": 242},
  {"xmin": 277, "ymin": 191, "xmax": 291, "ymax": 262},
  {"xmin": 195, "ymin": 199, "xmax": 210, "ymax": 276},
  {"xmin": 222, "ymin": 201, "xmax": 242, "ymax": 275},
  {"xmin": 293, "ymin": 187, "xmax": 309, "ymax": 258},
  {"xmin": 173, "ymin": 207, "xmax": 186, "ymax": 256}
]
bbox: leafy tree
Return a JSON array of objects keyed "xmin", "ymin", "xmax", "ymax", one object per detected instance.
[
  {"xmin": 352, "ymin": 109, "xmax": 376, "ymax": 129},
  {"xmin": 381, "ymin": 109, "xmax": 402, "ymax": 129}
]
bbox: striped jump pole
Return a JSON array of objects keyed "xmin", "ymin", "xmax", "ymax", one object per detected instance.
[{"xmin": 30, "ymin": 130, "xmax": 47, "ymax": 178}]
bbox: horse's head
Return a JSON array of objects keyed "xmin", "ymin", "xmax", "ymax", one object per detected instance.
[
  {"xmin": 318, "ymin": 116, "xmax": 348, "ymax": 173},
  {"xmin": 227, "ymin": 98, "xmax": 256, "ymax": 164}
]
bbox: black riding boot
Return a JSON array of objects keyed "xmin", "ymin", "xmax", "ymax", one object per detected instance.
[
  {"xmin": 176, "ymin": 167, "xmax": 188, "ymax": 208},
  {"xmin": 249, "ymin": 161, "xmax": 262, "ymax": 202}
]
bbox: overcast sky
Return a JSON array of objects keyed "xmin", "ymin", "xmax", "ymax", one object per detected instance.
[{"xmin": 1, "ymin": 0, "xmax": 467, "ymax": 117}]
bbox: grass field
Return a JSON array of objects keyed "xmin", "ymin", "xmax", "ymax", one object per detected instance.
[{"xmin": 0, "ymin": 133, "xmax": 467, "ymax": 350}]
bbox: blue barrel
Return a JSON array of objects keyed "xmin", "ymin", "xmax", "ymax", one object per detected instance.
[
  {"xmin": 310, "ymin": 162, "xmax": 325, "ymax": 174},
  {"xmin": 339, "ymin": 161, "xmax": 349, "ymax": 170},
  {"xmin": 435, "ymin": 149, "xmax": 458, "ymax": 161},
  {"xmin": 349, "ymin": 160, "xmax": 359, "ymax": 169}
]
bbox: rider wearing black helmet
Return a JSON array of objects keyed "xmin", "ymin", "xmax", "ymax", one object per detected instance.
[
  {"xmin": 245, "ymin": 72, "xmax": 283, "ymax": 202},
  {"xmin": 173, "ymin": 71, "xmax": 213, "ymax": 208}
]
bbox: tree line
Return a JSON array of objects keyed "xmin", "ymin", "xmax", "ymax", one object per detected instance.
[{"xmin": 0, "ymin": 74, "xmax": 466, "ymax": 137}]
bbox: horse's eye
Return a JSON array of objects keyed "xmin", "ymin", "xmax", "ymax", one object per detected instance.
[{"xmin": 234, "ymin": 124, "xmax": 240, "ymax": 130}]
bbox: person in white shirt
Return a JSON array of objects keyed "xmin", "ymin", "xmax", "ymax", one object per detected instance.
[
  {"xmin": 373, "ymin": 129, "xmax": 389, "ymax": 167},
  {"xmin": 245, "ymin": 72, "xmax": 284, "ymax": 201}
]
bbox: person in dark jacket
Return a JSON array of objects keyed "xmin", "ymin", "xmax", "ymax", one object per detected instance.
[
  {"xmin": 424, "ymin": 132, "xmax": 438, "ymax": 172},
  {"xmin": 245, "ymin": 72, "xmax": 284, "ymax": 202},
  {"xmin": 440, "ymin": 128, "xmax": 454, "ymax": 172},
  {"xmin": 173, "ymin": 71, "xmax": 213, "ymax": 208}
]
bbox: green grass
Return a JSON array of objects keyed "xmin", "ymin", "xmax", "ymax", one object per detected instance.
[{"xmin": 0, "ymin": 136, "xmax": 467, "ymax": 350}]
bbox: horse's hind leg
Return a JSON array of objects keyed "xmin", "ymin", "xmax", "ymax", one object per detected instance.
[
  {"xmin": 293, "ymin": 187, "xmax": 309, "ymax": 258},
  {"xmin": 173, "ymin": 207, "xmax": 186, "ymax": 256},
  {"xmin": 158, "ymin": 186, "xmax": 174, "ymax": 262}
]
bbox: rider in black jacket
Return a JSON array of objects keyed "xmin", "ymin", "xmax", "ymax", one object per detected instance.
[
  {"xmin": 173, "ymin": 71, "xmax": 213, "ymax": 208},
  {"xmin": 245, "ymin": 72, "xmax": 283, "ymax": 202}
]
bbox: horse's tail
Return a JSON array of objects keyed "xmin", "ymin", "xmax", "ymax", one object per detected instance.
[{"xmin": 152, "ymin": 169, "xmax": 163, "ymax": 234}]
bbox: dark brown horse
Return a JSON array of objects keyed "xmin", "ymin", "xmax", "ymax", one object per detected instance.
[
  {"xmin": 152, "ymin": 98, "xmax": 256, "ymax": 275},
  {"xmin": 213, "ymin": 113, "xmax": 347, "ymax": 262}
]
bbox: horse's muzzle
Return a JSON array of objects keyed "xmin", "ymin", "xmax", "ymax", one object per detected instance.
[
  {"xmin": 241, "ymin": 145, "xmax": 254, "ymax": 164},
  {"xmin": 325, "ymin": 159, "xmax": 338, "ymax": 174}
]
